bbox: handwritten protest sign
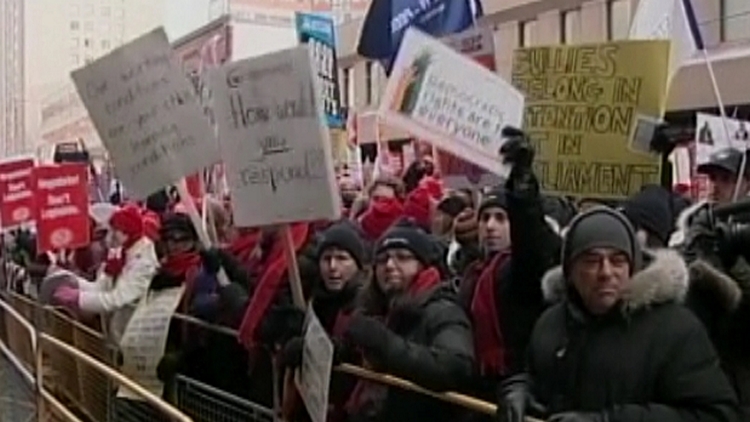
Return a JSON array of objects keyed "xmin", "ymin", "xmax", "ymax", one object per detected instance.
[
  {"xmin": 512, "ymin": 40, "xmax": 669, "ymax": 198},
  {"xmin": 296, "ymin": 12, "xmax": 343, "ymax": 128},
  {"xmin": 71, "ymin": 28, "xmax": 219, "ymax": 199},
  {"xmin": 33, "ymin": 164, "xmax": 90, "ymax": 253},
  {"xmin": 295, "ymin": 308, "xmax": 333, "ymax": 422},
  {"xmin": 380, "ymin": 29, "xmax": 524, "ymax": 176},
  {"xmin": 695, "ymin": 113, "xmax": 750, "ymax": 165},
  {"xmin": 118, "ymin": 286, "xmax": 185, "ymax": 400},
  {"xmin": 0, "ymin": 157, "xmax": 35, "ymax": 230},
  {"xmin": 209, "ymin": 45, "xmax": 340, "ymax": 227}
]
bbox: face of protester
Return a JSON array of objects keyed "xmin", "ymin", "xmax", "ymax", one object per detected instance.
[
  {"xmin": 370, "ymin": 183, "xmax": 397, "ymax": 200},
  {"xmin": 162, "ymin": 231, "xmax": 196, "ymax": 256},
  {"xmin": 478, "ymin": 206, "xmax": 510, "ymax": 253},
  {"xmin": 570, "ymin": 247, "xmax": 631, "ymax": 315},
  {"xmin": 374, "ymin": 247, "xmax": 422, "ymax": 297},
  {"xmin": 708, "ymin": 169, "xmax": 748, "ymax": 204},
  {"xmin": 319, "ymin": 247, "xmax": 359, "ymax": 292},
  {"xmin": 339, "ymin": 180, "xmax": 359, "ymax": 208},
  {"xmin": 106, "ymin": 229, "xmax": 129, "ymax": 249}
]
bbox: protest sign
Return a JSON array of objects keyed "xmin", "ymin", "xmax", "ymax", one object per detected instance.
[
  {"xmin": 209, "ymin": 45, "xmax": 340, "ymax": 227},
  {"xmin": 0, "ymin": 157, "xmax": 35, "ymax": 230},
  {"xmin": 380, "ymin": 29, "xmax": 524, "ymax": 176},
  {"xmin": 118, "ymin": 286, "xmax": 185, "ymax": 400},
  {"xmin": 512, "ymin": 40, "xmax": 670, "ymax": 198},
  {"xmin": 33, "ymin": 164, "xmax": 90, "ymax": 253},
  {"xmin": 71, "ymin": 28, "xmax": 219, "ymax": 199},
  {"xmin": 442, "ymin": 26, "xmax": 497, "ymax": 71},
  {"xmin": 295, "ymin": 308, "xmax": 333, "ymax": 422},
  {"xmin": 695, "ymin": 113, "xmax": 750, "ymax": 165},
  {"xmin": 296, "ymin": 12, "xmax": 343, "ymax": 128}
]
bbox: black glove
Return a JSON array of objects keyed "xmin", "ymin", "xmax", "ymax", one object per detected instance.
[
  {"xmin": 258, "ymin": 304, "xmax": 306, "ymax": 346},
  {"xmin": 200, "ymin": 248, "xmax": 222, "ymax": 275},
  {"xmin": 496, "ymin": 374, "xmax": 546, "ymax": 422},
  {"xmin": 345, "ymin": 314, "xmax": 391, "ymax": 355},
  {"xmin": 547, "ymin": 412, "xmax": 608, "ymax": 422},
  {"xmin": 156, "ymin": 352, "xmax": 183, "ymax": 383},
  {"xmin": 280, "ymin": 336, "xmax": 305, "ymax": 369},
  {"xmin": 500, "ymin": 127, "xmax": 535, "ymax": 170}
]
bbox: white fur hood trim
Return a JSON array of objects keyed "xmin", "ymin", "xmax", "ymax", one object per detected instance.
[{"xmin": 541, "ymin": 249, "xmax": 689, "ymax": 312}]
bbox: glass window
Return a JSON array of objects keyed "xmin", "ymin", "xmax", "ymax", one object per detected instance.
[
  {"xmin": 519, "ymin": 19, "xmax": 537, "ymax": 47},
  {"xmin": 607, "ymin": 0, "xmax": 631, "ymax": 40},
  {"xmin": 84, "ymin": 21, "xmax": 94, "ymax": 32},
  {"xmin": 723, "ymin": 0, "xmax": 750, "ymax": 42},
  {"xmin": 562, "ymin": 8, "xmax": 582, "ymax": 44},
  {"xmin": 365, "ymin": 62, "xmax": 373, "ymax": 105},
  {"xmin": 84, "ymin": 4, "xmax": 94, "ymax": 16},
  {"xmin": 70, "ymin": 21, "xmax": 80, "ymax": 31},
  {"xmin": 84, "ymin": 38, "xmax": 91, "ymax": 48}
]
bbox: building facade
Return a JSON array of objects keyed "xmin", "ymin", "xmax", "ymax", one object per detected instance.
[
  {"xmin": 336, "ymin": 0, "xmax": 750, "ymax": 116},
  {"xmin": 0, "ymin": 0, "xmax": 25, "ymax": 156}
]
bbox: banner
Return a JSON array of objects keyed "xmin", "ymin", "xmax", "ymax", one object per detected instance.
[
  {"xmin": 512, "ymin": 40, "xmax": 670, "ymax": 198},
  {"xmin": 72, "ymin": 28, "xmax": 219, "ymax": 199},
  {"xmin": 34, "ymin": 164, "xmax": 90, "ymax": 253},
  {"xmin": 0, "ymin": 157, "xmax": 35, "ymax": 231},
  {"xmin": 380, "ymin": 29, "xmax": 525, "ymax": 176},
  {"xmin": 296, "ymin": 12, "xmax": 344, "ymax": 128},
  {"xmin": 209, "ymin": 45, "xmax": 340, "ymax": 227},
  {"xmin": 694, "ymin": 113, "xmax": 750, "ymax": 165}
]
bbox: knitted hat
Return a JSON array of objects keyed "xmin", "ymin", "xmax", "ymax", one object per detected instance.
[
  {"xmin": 359, "ymin": 196, "xmax": 404, "ymax": 241},
  {"xmin": 108, "ymin": 206, "xmax": 144, "ymax": 241},
  {"xmin": 376, "ymin": 221, "xmax": 435, "ymax": 265},
  {"xmin": 478, "ymin": 187, "xmax": 508, "ymax": 216},
  {"xmin": 316, "ymin": 221, "xmax": 367, "ymax": 268},
  {"xmin": 620, "ymin": 185, "xmax": 672, "ymax": 245},
  {"xmin": 160, "ymin": 213, "xmax": 198, "ymax": 241},
  {"xmin": 402, "ymin": 188, "xmax": 433, "ymax": 231},
  {"xmin": 562, "ymin": 207, "xmax": 641, "ymax": 277}
]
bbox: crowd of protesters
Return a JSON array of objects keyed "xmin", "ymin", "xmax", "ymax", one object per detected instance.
[{"xmin": 2, "ymin": 129, "xmax": 750, "ymax": 422}]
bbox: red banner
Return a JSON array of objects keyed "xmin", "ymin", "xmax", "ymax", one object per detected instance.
[
  {"xmin": 0, "ymin": 158, "xmax": 36, "ymax": 230},
  {"xmin": 34, "ymin": 164, "xmax": 90, "ymax": 253}
]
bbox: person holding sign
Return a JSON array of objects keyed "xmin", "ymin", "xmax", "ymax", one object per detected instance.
[
  {"xmin": 52, "ymin": 206, "xmax": 159, "ymax": 343},
  {"xmin": 343, "ymin": 221, "xmax": 474, "ymax": 422}
]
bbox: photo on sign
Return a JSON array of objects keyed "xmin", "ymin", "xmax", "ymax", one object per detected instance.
[
  {"xmin": 391, "ymin": 51, "xmax": 433, "ymax": 115},
  {"xmin": 629, "ymin": 114, "xmax": 663, "ymax": 156}
]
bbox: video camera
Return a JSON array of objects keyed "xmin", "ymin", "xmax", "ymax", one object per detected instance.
[{"xmin": 686, "ymin": 199, "xmax": 750, "ymax": 264}]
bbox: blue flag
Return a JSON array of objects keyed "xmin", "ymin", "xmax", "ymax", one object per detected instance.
[{"xmin": 357, "ymin": 0, "xmax": 483, "ymax": 74}]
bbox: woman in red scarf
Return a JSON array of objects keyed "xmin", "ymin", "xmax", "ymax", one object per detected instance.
[{"xmin": 343, "ymin": 221, "xmax": 475, "ymax": 422}]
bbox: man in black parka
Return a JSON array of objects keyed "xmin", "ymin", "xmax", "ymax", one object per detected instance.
[{"xmin": 498, "ymin": 207, "xmax": 739, "ymax": 422}]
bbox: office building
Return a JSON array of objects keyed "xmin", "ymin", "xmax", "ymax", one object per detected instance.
[{"xmin": 0, "ymin": 0, "xmax": 25, "ymax": 155}]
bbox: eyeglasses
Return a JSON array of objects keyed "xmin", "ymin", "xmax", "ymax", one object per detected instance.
[{"xmin": 374, "ymin": 251, "xmax": 417, "ymax": 266}]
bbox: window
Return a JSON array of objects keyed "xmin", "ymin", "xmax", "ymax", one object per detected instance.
[
  {"xmin": 561, "ymin": 9, "xmax": 582, "ymax": 43},
  {"xmin": 84, "ymin": 21, "xmax": 94, "ymax": 31},
  {"xmin": 84, "ymin": 4, "xmax": 94, "ymax": 16},
  {"xmin": 84, "ymin": 38, "xmax": 91, "ymax": 47},
  {"xmin": 519, "ymin": 19, "xmax": 537, "ymax": 47},
  {"xmin": 365, "ymin": 61, "xmax": 373, "ymax": 105},
  {"xmin": 70, "ymin": 21, "xmax": 80, "ymax": 30},
  {"xmin": 607, "ymin": 0, "xmax": 631, "ymax": 41},
  {"xmin": 71, "ymin": 37, "xmax": 79, "ymax": 48},
  {"xmin": 85, "ymin": 56, "xmax": 94, "ymax": 65},
  {"xmin": 722, "ymin": 0, "xmax": 750, "ymax": 42}
]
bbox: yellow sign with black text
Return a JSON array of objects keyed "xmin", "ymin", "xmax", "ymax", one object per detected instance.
[{"xmin": 512, "ymin": 40, "xmax": 670, "ymax": 198}]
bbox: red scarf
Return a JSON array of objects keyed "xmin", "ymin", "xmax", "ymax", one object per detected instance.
[
  {"xmin": 471, "ymin": 251, "xmax": 511, "ymax": 376},
  {"xmin": 161, "ymin": 251, "xmax": 202, "ymax": 280},
  {"xmin": 237, "ymin": 223, "xmax": 310, "ymax": 348},
  {"xmin": 102, "ymin": 236, "xmax": 142, "ymax": 278},
  {"xmin": 227, "ymin": 229, "xmax": 261, "ymax": 265}
]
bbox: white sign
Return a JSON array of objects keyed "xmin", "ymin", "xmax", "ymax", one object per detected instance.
[
  {"xmin": 71, "ymin": 28, "xmax": 219, "ymax": 199},
  {"xmin": 695, "ymin": 113, "xmax": 750, "ymax": 165},
  {"xmin": 380, "ymin": 29, "xmax": 524, "ymax": 175},
  {"xmin": 295, "ymin": 308, "xmax": 333, "ymax": 422},
  {"xmin": 117, "ymin": 286, "xmax": 185, "ymax": 400},
  {"xmin": 442, "ymin": 26, "xmax": 497, "ymax": 71},
  {"xmin": 209, "ymin": 45, "xmax": 340, "ymax": 227}
]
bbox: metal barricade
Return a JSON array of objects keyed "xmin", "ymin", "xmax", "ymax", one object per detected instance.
[
  {"xmin": 0, "ymin": 337, "xmax": 36, "ymax": 422},
  {"xmin": 175, "ymin": 375, "xmax": 274, "ymax": 422}
]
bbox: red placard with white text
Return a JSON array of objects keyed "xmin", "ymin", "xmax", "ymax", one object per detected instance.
[
  {"xmin": 0, "ymin": 157, "xmax": 36, "ymax": 231},
  {"xmin": 34, "ymin": 164, "xmax": 90, "ymax": 253}
]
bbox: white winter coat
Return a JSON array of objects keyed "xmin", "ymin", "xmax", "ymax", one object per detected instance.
[{"xmin": 76, "ymin": 236, "xmax": 158, "ymax": 343}]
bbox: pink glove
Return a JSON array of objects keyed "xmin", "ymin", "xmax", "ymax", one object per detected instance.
[{"xmin": 53, "ymin": 285, "xmax": 80, "ymax": 310}]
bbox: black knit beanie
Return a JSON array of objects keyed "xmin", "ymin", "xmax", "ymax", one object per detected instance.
[{"xmin": 316, "ymin": 221, "xmax": 367, "ymax": 268}]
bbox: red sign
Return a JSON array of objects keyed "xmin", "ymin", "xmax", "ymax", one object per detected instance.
[
  {"xmin": 0, "ymin": 158, "xmax": 36, "ymax": 230},
  {"xmin": 34, "ymin": 164, "xmax": 90, "ymax": 253}
]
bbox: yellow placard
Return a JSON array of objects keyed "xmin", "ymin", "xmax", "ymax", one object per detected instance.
[{"xmin": 512, "ymin": 40, "xmax": 670, "ymax": 198}]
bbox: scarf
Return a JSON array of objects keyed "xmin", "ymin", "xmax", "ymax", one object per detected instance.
[
  {"xmin": 161, "ymin": 251, "xmax": 202, "ymax": 280},
  {"xmin": 471, "ymin": 250, "xmax": 511, "ymax": 377},
  {"xmin": 237, "ymin": 223, "xmax": 310, "ymax": 348},
  {"xmin": 227, "ymin": 229, "xmax": 261, "ymax": 265},
  {"xmin": 345, "ymin": 267, "xmax": 442, "ymax": 416}
]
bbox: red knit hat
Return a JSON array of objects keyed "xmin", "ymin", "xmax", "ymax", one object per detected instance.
[
  {"xmin": 418, "ymin": 176, "xmax": 444, "ymax": 201},
  {"xmin": 141, "ymin": 210, "xmax": 161, "ymax": 241},
  {"xmin": 358, "ymin": 196, "xmax": 404, "ymax": 241},
  {"xmin": 109, "ymin": 206, "xmax": 145, "ymax": 241},
  {"xmin": 403, "ymin": 187, "xmax": 433, "ymax": 231}
]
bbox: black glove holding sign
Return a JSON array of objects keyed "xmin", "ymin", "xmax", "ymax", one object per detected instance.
[{"xmin": 499, "ymin": 126, "xmax": 538, "ymax": 197}]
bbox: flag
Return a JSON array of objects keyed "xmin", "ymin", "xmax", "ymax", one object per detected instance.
[
  {"xmin": 628, "ymin": 0, "xmax": 702, "ymax": 83},
  {"xmin": 357, "ymin": 0, "xmax": 483, "ymax": 74}
]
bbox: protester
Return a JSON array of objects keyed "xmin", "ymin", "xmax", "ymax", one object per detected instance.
[
  {"xmin": 498, "ymin": 207, "xmax": 739, "ymax": 422},
  {"xmin": 698, "ymin": 148, "xmax": 750, "ymax": 204}
]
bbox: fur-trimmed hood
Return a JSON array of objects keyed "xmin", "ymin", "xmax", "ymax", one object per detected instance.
[{"xmin": 541, "ymin": 249, "xmax": 689, "ymax": 313}]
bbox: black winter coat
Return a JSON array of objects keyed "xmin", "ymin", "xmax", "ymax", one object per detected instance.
[
  {"xmin": 349, "ymin": 284, "xmax": 475, "ymax": 422},
  {"xmin": 529, "ymin": 249, "xmax": 739, "ymax": 422}
]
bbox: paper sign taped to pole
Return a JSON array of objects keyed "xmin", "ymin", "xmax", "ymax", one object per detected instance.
[
  {"xmin": 695, "ymin": 113, "xmax": 750, "ymax": 165},
  {"xmin": 512, "ymin": 40, "xmax": 670, "ymax": 198},
  {"xmin": 71, "ymin": 28, "xmax": 219, "ymax": 199},
  {"xmin": 380, "ymin": 28, "xmax": 524, "ymax": 176},
  {"xmin": 209, "ymin": 45, "xmax": 340, "ymax": 227},
  {"xmin": 295, "ymin": 308, "xmax": 333, "ymax": 422}
]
